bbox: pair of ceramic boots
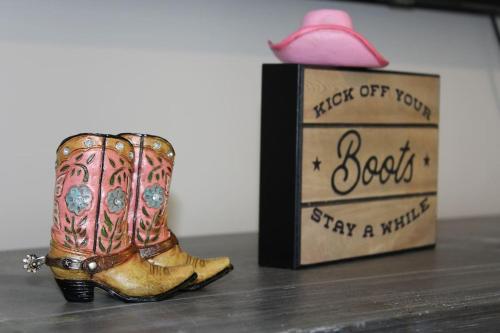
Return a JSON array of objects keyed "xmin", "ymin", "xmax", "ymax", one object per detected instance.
[{"xmin": 24, "ymin": 133, "xmax": 232, "ymax": 302}]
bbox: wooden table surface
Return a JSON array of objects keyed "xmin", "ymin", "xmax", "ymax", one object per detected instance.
[{"xmin": 1, "ymin": 217, "xmax": 500, "ymax": 332}]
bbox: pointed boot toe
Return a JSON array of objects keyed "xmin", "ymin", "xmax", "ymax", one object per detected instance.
[
  {"xmin": 148, "ymin": 244, "xmax": 233, "ymax": 291},
  {"xmin": 149, "ymin": 262, "xmax": 198, "ymax": 293},
  {"xmin": 184, "ymin": 255, "xmax": 233, "ymax": 291}
]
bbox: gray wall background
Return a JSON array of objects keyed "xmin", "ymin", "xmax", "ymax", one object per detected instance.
[{"xmin": 0, "ymin": 0, "xmax": 499, "ymax": 250}]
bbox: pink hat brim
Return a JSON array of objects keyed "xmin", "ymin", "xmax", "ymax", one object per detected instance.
[{"xmin": 269, "ymin": 25, "xmax": 389, "ymax": 68}]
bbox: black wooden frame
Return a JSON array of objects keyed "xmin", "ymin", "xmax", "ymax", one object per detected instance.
[{"xmin": 258, "ymin": 64, "xmax": 438, "ymax": 269}]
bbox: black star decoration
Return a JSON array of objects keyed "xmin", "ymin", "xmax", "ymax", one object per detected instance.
[
  {"xmin": 313, "ymin": 157, "xmax": 321, "ymax": 171},
  {"xmin": 423, "ymin": 154, "xmax": 430, "ymax": 167}
]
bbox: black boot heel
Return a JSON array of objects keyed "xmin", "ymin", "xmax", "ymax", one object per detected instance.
[{"xmin": 55, "ymin": 279, "xmax": 95, "ymax": 302}]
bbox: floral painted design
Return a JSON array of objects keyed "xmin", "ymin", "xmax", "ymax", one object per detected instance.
[
  {"xmin": 143, "ymin": 184, "xmax": 165, "ymax": 209},
  {"xmin": 95, "ymin": 155, "xmax": 132, "ymax": 255},
  {"xmin": 52, "ymin": 201, "xmax": 60, "ymax": 229},
  {"xmin": 65, "ymin": 185, "xmax": 92, "ymax": 215},
  {"xmin": 53, "ymin": 149, "xmax": 98, "ymax": 251},
  {"xmin": 106, "ymin": 187, "xmax": 126, "ymax": 213},
  {"xmin": 97, "ymin": 211, "xmax": 127, "ymax": 254},
  {"xmin": 131, "ymin": 149, "xmax": 173, "ymax": 247},
  {"xmin": 63, "ymin": 214, "xmax": 89, "ymax": 249},
  {"xmin": 136, "ymin": 209, "xmax": 162, "ymax": 247},
  {"xmin": 54, "ymin": 174, "xmax": 66, "ymax": 197},
  {"xmin": 52, "ymin": 141, "xmax": 135, "ymax": 254}
]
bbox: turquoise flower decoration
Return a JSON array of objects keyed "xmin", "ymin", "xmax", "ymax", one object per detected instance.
[
  {"xmin": 65, "ymin": 185, "xmax": 92, "ymax": 215},
  {"xmin": 106, "ymin": 188, "xmax": 126, "ymax": 213},
  {"xmin": 143, "ymin": 184, "xmax": 165, "ymax": 209}
]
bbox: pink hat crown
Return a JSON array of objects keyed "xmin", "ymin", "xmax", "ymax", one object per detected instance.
[
  {"xmin": 301, "ymin": 9, "xmax": 354, "ymax": 29},
  {"xmin": 268, "ymin": 8, "xmax": 388, "ymax": 68}
]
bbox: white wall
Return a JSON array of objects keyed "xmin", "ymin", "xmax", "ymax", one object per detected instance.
[{"xmin": 0, "ymin": 0, "xmax": 499, "ymax": 250}]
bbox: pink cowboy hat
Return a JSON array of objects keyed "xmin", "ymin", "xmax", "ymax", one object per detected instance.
[{"xmin": 268, "ymin": 9, "xmax": 389, "ymax": 68}]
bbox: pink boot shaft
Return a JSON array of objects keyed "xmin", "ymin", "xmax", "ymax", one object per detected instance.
[
  {"xmin": 51, "ymin": 134, "xmax": 135, "ymax": 256},
  {"xmin": 121, "ymin": 134, "xmax": 175, "ymax": 249}
]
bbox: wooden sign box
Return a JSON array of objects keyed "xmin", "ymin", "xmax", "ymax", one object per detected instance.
[{"xmin": 259, "ymin": 64, "xmax": 440, "ymax": 269}]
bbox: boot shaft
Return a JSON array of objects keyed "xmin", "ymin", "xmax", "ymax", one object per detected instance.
[
  {"xmin": 51, "ymin": 134, "xmax": 135, "ymax": 256},
  {"xmin": 120, "ymin": 134, "xmax": 174, "ymax": 248}
]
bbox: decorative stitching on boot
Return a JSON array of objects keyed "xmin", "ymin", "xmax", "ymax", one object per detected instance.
[{"xmin": 138, "ymin": 233, "xmax": 179, "ymax": 259}]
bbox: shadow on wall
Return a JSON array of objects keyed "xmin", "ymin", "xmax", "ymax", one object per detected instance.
[{"xmin": 487, "ymin": 17, "xmax": 500, "ymax": 114}]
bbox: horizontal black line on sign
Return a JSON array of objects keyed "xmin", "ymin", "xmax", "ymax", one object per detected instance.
[
  {"xmin": 302, "ymin": 123, "xmax": 439, "ymax": 129},
  {"xmin": 302, "ymin": 191, "xmax": 437, "ymax": 208}
]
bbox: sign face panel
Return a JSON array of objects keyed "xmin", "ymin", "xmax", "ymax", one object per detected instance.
[{"xmin": 299, "ymin": 68, "xmax": 439, "ymax": 265}]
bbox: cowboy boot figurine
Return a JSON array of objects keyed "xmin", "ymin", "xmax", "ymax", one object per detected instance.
[
  {"xmin": 120, "ymin": 133, "xmax": 233, "ymax": 290},
  {"xmin": 23, "ymin": 133, "xmax": 196, "ymax": 302}
]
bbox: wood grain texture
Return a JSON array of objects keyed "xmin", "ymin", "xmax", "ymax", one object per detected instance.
[
  {"xmin": 259, "ymin": 65, "xmax": 441, "ymax": 268},
  {"xmin": 2, "ymin": 217, "xmax": 500, "ymax": 332},
  {"xmin": 300, "ymin": 195, "xmax": 437, "ymax": 265},
  {"xmin": 297, "ymin": 67, "xmax": 440, "ymax": 265},
  {"xmin": 302, "ymin": 68, "xmax": 439, "ymax": 125},
  {"xmin": 301, "ymin": 127, "xmax": 438, "ymax": 202}
]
